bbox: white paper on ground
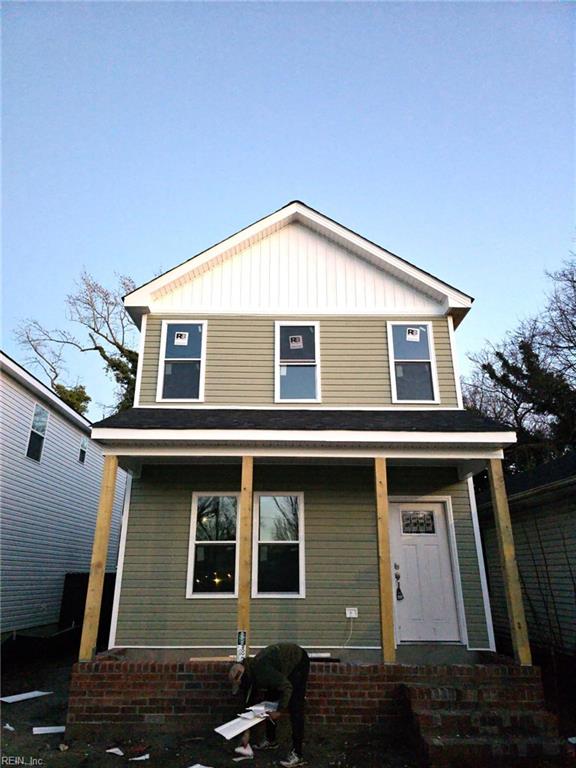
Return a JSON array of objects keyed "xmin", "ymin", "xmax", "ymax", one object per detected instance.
[
  {"xmin": 233, "ymin": 757, "xmax": 254, "ymax": 763},
  {"xmin": 106, "ymin": 747, "xmax": 124, "ymax": 756},
  {"xmin": 1, "ymin": 691, "xmax": 53, "ymax": 704},
  {"xmin": 128, "ymin": 754, "xmax": 150, "ymax": 762},
  {"xmin": 3, "ymin": 724, "xmax": 15, "ymax": 731},
  {"xmin": 187, "ymin": 764, "xmax": 215, "ymax": 768},
  {"xmin": 32, "ymin": 726, "xmax": 66, "ymax": 735}
]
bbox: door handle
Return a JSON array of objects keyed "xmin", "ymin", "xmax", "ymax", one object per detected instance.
[{"xmin": 394, "ymin": 570, "xmax": 404, "ymax": 601}]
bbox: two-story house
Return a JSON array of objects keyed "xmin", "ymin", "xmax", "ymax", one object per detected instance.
[{"xmin": 79, "ymin": 202, "xmax": 530, "ymax": 670}]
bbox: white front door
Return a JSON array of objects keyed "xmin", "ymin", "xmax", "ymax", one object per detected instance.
[{"xmin": 389, "ymin": 502, "xmax": 461, "ymax": 642}]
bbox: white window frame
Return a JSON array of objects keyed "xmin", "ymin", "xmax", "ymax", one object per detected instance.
[
  {"xmin": 251, "ymin": 491, "xmax": 306, "ymax": 599},
  {"xmin": 25, "ymin": 403, "xmax": 49, "ymax": 463},
  {"xmin": 78, "ymin": 435, "xmax": 89, "ymax": 464},
  {"xmin": 156, "ymin": 320, "xmax": 208, "ymax": 403},
  {"xmin": 274, "ymin": 321, "xmax": 321, "ymax": 403},
  {"xmin": 186, "ymin": 491, "xmax": 240, "ymax": 599},
  {"xmin": 387, "ymin": 320, "xmax": 440, "ymax": 404}
]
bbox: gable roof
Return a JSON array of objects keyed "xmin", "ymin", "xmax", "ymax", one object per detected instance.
[{"xmin": 124, "ymin": 201, "xmax": 474, "ymax": 327}]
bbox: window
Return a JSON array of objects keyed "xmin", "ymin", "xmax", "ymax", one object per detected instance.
[
  {"xmin": 275, "ymin": 322, "xmax": 320, "ymax": 402},
  {"xmin": 157, "ymin": 321, "xmax": 207, "ymax": 401},
  {"xmin": 252, "ymin": 493, "xmax": 305, "ymax": 597},
  {"xmin": 187, "ymin": 494, "xmax": 239, "ymax": 597},
  {"xmin": 78, "ymin": 436, "xmax": 89, "ymax": 464},
  {"xmin": 388, "ymin": 322, "xmax": 439, "ymax": 402},
  {"xmin": 26, "ymin": 404, "xmax": 49, "ymax": 462}
]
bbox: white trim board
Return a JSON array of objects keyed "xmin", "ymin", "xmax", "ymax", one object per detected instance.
[
  {"xmin": 133, "ymin": 313, "xmax": 148, "ymax": 407},
  {"xmin": 108, "ymin": 474, "xmax": 133, "ymax": 649},
  {"xmin": 467, "ymin": 477, "xmax": 496, "ymax": 651},
  {"xmin": 92, "ymin": 428, "xmax": 516, "ymax": 445},
  {"xmin": 447, "ymin": 315, "xmax": 464, "ymax": 409}
]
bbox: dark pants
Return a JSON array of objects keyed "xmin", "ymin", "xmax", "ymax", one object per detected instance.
[{"xmin": 266, "ymin": 651, "xmax": 310, "ymax": 757}]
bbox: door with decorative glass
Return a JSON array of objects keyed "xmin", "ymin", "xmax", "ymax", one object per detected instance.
[{"xmin": 389, "ymin": 502, "xmax": 461, "ymax": 642}]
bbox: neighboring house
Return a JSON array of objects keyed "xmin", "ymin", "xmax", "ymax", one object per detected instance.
[
  {"xmin": 86, "ymin": 201, "xmax": 526, "ymax": 666},
  {"xmin": 478, "ymin": 452, "xmax": 576, "ymax": 657},
  {"xmin": 0, "ymin": 351, "xmax": 126, "ymax": 636}
]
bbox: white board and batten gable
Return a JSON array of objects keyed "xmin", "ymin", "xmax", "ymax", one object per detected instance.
[{"xmin": 125, "ymin": 201, "xmax": 473, "ymax": 324}]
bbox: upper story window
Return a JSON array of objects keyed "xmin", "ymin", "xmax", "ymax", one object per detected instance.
[
  {"xmin": 275, "ymin": 322, "xmax": 321, "ymax": 402},
  {"xmin": 26, "ymin": 404, "xmax": 49, "ymax": 462},
  {"xmin": 388, "ymin": 322, "xmax": 439, "ymax": 403},
  {"xmin": 187, "ymin": 493, "xmax": 239, "ymax": 598},
  {"xmin": 78, "ymin": 436, "xmax": 89, "ymax": 464},
  {"xmin": 157, "ymin": 321, "xmax": 207, "ymax": 402},
  {"xmin": 252, "ymin": 493, "xmax": 305, "ymax": 598}
]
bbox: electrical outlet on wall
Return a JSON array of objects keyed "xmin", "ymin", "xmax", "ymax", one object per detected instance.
[{"xmin": 345, "ymin": 607, "xmax": 358, "ymax": 619}]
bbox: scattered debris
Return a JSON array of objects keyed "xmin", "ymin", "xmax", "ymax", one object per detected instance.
[
  {"xmin": 215, "ymin": 700, "xmax": 279, "ymax": 740},
  {"xmin": 128, "ymin": 754, "xmax": 150, "ymax": 762},
  {"xmin": 187, "ymin": 764, "xmax": 215, "ymax": 768},
  {"xmin": 59, "ymin": 743, "xmax": 69, "ymax": 752},
  {"xmin": 3, "ymin": 723, "xmax": 15, "ymax": 731},
  {"xmin": 233, "ymin": 757, "xmax": 254, "ymax": 763},
  {"xmin": 106, "ymin": 747, "xmax": 125, "ymax": 756},
  {"xmin": 32, "ymin": 726, "xmax": 66, "ymax": 735},
  {"xmin": 1, "ymin": 690, "xmax": 53, "ymax": 703}
]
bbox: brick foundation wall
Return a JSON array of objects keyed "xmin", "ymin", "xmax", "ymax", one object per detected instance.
[{"xmin": 66, "ymin": 660, "xmax": 544, "ymax": 739}]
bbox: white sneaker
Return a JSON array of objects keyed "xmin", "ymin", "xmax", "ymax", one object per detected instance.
[
  {"xmin": 279, "ymin": 750, "xmax": 306, "ymax": 767},
  {"xmin": 234, "ymin": 744, "xmax": 254, "ymax": 758}
]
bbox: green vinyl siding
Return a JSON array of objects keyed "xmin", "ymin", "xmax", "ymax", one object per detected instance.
[
  {"xmin": 114, "ymin": 465, "xmax": 489, "ymax": 649},
  {"xmin": 138, "ymin": 315, "xmax": 459, "ymax": 407}
]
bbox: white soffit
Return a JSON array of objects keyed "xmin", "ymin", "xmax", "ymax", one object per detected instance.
[{"xmin": 124, "ymin": 203, "xmax": 473, "ymax": 322}]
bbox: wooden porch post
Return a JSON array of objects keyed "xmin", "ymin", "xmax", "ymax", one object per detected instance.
[
  {"xmin": 487, "ymin": 458, "xmax": 532, "ymax": 666},
  {"xmin": 374, "ymin": 457, "xmax": 396, "ymax": 663},
  {"xmin": 237, "ymin": 456, "xmax": 254, "ymax": 657},
  {"xmin": 79, "ymin": 454, "xmax": 119, "ymax": 662}
]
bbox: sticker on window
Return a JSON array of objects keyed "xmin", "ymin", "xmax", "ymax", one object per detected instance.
[
  {"xmin": 174, "ymin": 331, "xmax": 189, "ymax": 346},
  {"xmin": 289, "ymin": 335, "xmax": 303, "ymax": 350},
  {"xmin": 280, "ymin": 366, "xmax": 287, "ymax": 376},
  {"xmin": 406, "ymin": 327, "xmax": 420, "ymax": 342}
]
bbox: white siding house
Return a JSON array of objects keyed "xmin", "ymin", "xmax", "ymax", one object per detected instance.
[{"xmin": 0, "ymin": 352, "xmax": 126, "ymax": 635}]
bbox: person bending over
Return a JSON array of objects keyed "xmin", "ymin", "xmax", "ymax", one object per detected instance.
[{"xmin": 229, "ymin": 642, "xmax": 310, "ymax": 767}]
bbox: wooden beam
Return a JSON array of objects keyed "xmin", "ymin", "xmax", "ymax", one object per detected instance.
[
  {"xmin": 374, "ymin": 457, "xmax": 396, "ymax": 663},
  {"xmin": 487, "ymin": 458, "xmax": 532, "ymax": 666},
  {"xmin": 236, "ymin": 456, "xmax": 254, "ymax": 657},
  {"xmin": 79, "ymin": 454, "xmax": 119, "ymax": 662}
]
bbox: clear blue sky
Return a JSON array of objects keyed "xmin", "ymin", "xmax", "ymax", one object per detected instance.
[{"xmin": 3, "ymin": 2, "xmax": 574, "ymax": 419}]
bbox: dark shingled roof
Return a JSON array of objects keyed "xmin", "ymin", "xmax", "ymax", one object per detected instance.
[
  {"xmin": 477, "ymin": 451, "xmax": 576, "ymax": 507},
  {"xmin": 93, "ymin": 408, "xmax": 511, "ymax": 433}
]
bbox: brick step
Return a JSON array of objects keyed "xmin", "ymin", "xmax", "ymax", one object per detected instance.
[
  {"xmin": 406, "ymin": 683, "xmax": 545, "ymax": 708},
  {"xmin": 414, "ymin": 708, "xmax": 559, "ymax": 738},
  {"xmin": 422, "ymin": 735, "xmax": 566, "ymax": 768}
]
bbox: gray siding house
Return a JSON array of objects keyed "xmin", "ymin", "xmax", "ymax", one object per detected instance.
[
  {"xmin": 478, "ymin": 452, "xmax": 576, "ymax": 657},
  {"xmin": 82, "ymin": 202, "xmax": 531, "ymax": 667},
  {"xmin": 0, "ymin": 352, "xmax": 126, "ymax": 636}
]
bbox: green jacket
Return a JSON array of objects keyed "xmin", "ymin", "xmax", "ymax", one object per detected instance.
[{"xmin": 244, "ymin": 643, "xmax": 304, "ymax": 709}]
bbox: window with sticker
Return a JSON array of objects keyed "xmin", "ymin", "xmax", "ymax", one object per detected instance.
[
  {"xmin": 388, "ymin": 322, "xmax": 438, "ymax": 402},
  {"xmin": 158, "ymin": 321, "xmax": 206, "ymax": 401},
  {"xmin": 275, "ymin": 322, "xmax": 320, "ymax": 402}
]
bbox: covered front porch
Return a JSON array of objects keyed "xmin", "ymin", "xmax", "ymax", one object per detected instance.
[{"xmin": 78, "ymin": 430, "xmax": 531, "ymax": 668}]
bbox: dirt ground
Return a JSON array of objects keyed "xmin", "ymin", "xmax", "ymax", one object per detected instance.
[{"xmin": 0, "ymin": 644, "xmax": 419, "ymax": 768}]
